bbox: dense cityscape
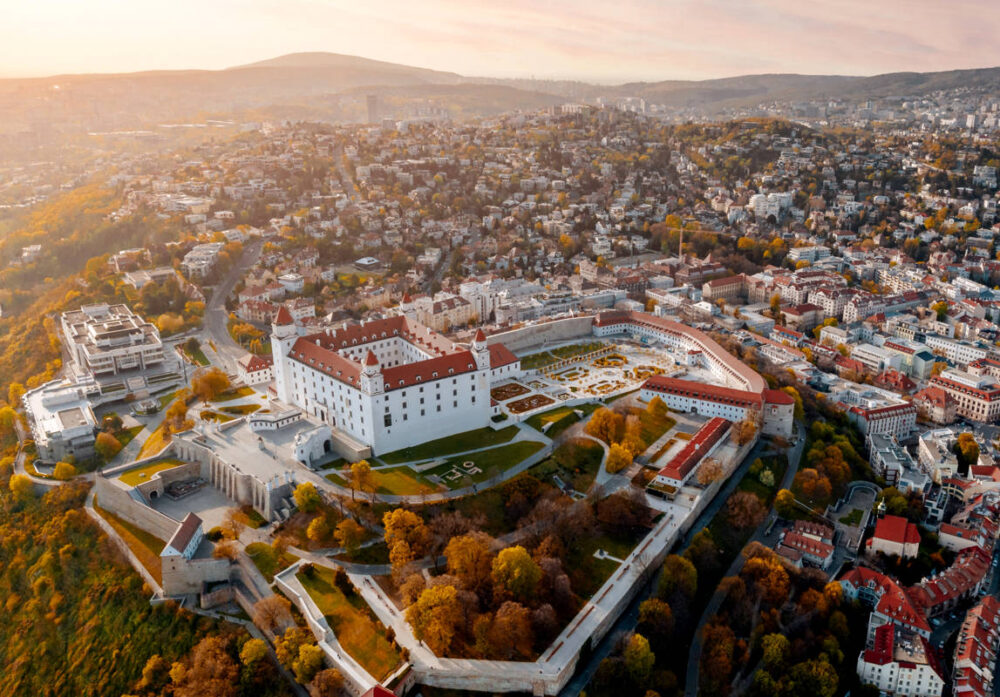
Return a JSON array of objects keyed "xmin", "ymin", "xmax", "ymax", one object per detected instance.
[{"xmin": 4, "ymin": 17, "xmax": 1000, "ymax": 697}]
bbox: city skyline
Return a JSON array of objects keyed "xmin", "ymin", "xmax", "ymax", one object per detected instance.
[{"xmin": 2, "ymin": 0, "xmax": 1000, "ymax": 82}]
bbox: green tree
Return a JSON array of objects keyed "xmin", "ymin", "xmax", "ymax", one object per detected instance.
[
  {"xmin": 292, "ymin": 643, "xmax": 324, "ymax": 684},
  {"xmin": 761, "ymin": 633, "xmax": 789, "ymax": 672},
  {"xmin": 658, "ymin": 554, "xmax": 697, "ymax": 602}
]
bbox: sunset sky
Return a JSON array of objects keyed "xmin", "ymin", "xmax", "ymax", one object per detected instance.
[{"xmin": 2, "ymin": 0, "xmax": 999, "ymax": 81}]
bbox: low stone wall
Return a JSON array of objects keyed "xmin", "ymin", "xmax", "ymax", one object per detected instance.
[
  {"xmin": 489, "ymin": 316, "xmax": 595, "ymax": 354},
  {"xmin": 162, "ymin": 555, "xmax": 231, "ymax": 596},
  {"xmin": 93, "ymin": 476, "xmax": 180, "ymax": 541}
]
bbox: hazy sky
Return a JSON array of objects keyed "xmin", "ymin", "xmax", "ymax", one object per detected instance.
[{"xmin": 2, "ymin": 0, "xmax": 999, "ymax": 82}]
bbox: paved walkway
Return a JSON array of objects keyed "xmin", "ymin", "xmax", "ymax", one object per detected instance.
[{"xmin": 683, "ymin": 422, "xmax": 804, "ymax": 697}]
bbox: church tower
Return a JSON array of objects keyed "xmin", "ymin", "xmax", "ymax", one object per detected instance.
[{"xmin": 271, "ymin": 305, "xmax": 298, "ymax": 404}]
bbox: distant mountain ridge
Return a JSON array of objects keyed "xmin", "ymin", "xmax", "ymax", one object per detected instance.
[{"xmin": 1, "ymin": 51, "xmax": 998, "ymax": 138}]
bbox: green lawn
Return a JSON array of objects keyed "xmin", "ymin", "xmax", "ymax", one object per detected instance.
[
  {"xmin": 245, "ymin": 542, "xmax": 298, "ymax": 582},
  {"xmin": 183, "ymin": 345, "xmax": 210, "ymax": 366},
  {"xmin": 199, "ymin": 410, "xmax": 235, "ymax": 423},
  {"xmin": 94, "ymin": 501, "xmax": 165, "ymax": 583},
  {"xmin": 566, "ymin": 528, "xmax": 646, "ymax": 598},
  {"xmin": 220, "ymin": 404, "xmax": 260, "ymax": 415},
  {"xmin": 424, "ymin": 440, "xmax": 546, "ymax": 488},
  {"xmin": 635, "ymin": 408, "xmax": 676, "ymax": 449},
  {"xmin": 839, "ymin": 508, "xmax": 864, "ymax": 526},
  {"xmin": 378, "ymin": 425, "xmax": 520, "ymax": 465},
  {"xmin": 211, "ymin": 386, "xmax": 256, "ymax": 403},
  {"xmin": 533, "ymin": 438, "xmax": 605, "ymax": 492},
  {"xmin": 327, "ymin": 466, "xmax": 443, "ymax": 496},
  {"xmin": 333, "ymin": 542, "xmax": 390, "ymax": 565},
  {"xmin": 525, "ymin": 403, "xmax": 600, "ymax": 439},
  {"xmin": 118, "ymin": 458, "xmax": 185, "ymax": 487},
  {"xmin": 297, "ymin": 566, "xmax": 403, "ymax": 681},
  {"xmin": 114, "ymin": 425, "xmax": 145, "ymax": 449}
]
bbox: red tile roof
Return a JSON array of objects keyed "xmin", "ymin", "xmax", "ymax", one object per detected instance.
[
  {"xmin": 274, "ymin": 305, "xmax": 294, "ymax": 325},
  {"xmin": 643, "ymin": 375, "xmax": 762, "ymax": 410},
  {"xmin": 657, "ymin": 417, "xmax": 730, "ymax": 483},
  {"xmin": 873, "ymin": 515, "xmax": 921, "ymax": 546}
]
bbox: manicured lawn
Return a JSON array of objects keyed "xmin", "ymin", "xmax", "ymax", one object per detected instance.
[
  {"xmin": 378, "ymin": 425, "xmax": 520, "ymax": 465},
  {"xmin": 183, "ymin": 345, "xmax": 210, "ymax": 366},
  {"xmin": 634, "ymin": 408, "xmax": 676, "ymax": 449},
  {"xmin": 327, "ymin": 466, "xmax": 443, "ymax": 496},
  {"xmin": 566, "ymin": 528, "xmax": 646, "ymax": 599},
  {"xmin": 525, "ymin": 403, "xmax": 600, "ymax": 439},
  {"xmin": 533, "ymin": 438, "xmax": 605, "ymax": 492},
  {"xmin": 520, "ymin": 350, "xmax": 555, "ymax": 371},
  {"xmin": 425, "ymin": 440, "xmax": 546, "ymax": 487},
  {"xmin": 114, "ymin": 425, "xmax": 145, "ymax": 449},
  {"xmin": 839, "ymin": 508, "xmax": 864, "ymax": 526},
  {"xmin": 334, "ymin": 542, "xmax": 390, "ymax": 565},
  {"xmin": 297, "ymin": 566, "xmax": 403, "ymax": 681},
  {"xmin": 118, "ymin": 458, "xmax": 184, "ymax": 487},
  {"xmin": 245, "ymin": 542, "xmax": 298, "ymax": 582},
  {"xmin": 137, "ymin": 423, "xmax": 170, "ymax": 459},
  {"xmin": 211, "ymin": 386, "xmax": 256, "ymax": 403},
  {"xmin": 94, "ymin": 501, "xmax": 165, "ymax": 584},
  {"xmin": 220, "ymin": 404, "xmax": 260, "ymax": 415}
]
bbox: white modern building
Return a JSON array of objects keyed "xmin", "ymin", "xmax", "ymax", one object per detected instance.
[
  {"xmin": 857, "ymin": 624, "xmax": 944, "ymax": 697},
  {"xmin": 60, "ymin": 304, "xmax": 165, "ymax": 377},
  {"xmin": 22, "ymin": 379, "xmax": 98, "ymax": 460}
]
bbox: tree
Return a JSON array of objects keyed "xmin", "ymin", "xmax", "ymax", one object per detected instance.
[
  {"xmin": 171, "ymin": 635, "xmax": 239, "ymax": 697},
  {"xmin": 781, "ymin": 385, "xmax": 804, "ymax": 420},
  {"xmin": 53, "ymin": 461, "xmax": 77, "ymax": 481},
  {"xmin": 190, "ymin": 367, "xmax": 230, "ymax": 402},
  {"xmin": 624, "ymin": 633, "xmax": 655, "ymax": 684},
  {"xmin": 445, "ymin": 531, "xmax": 496, "ymax": 594},
  {"xmin": 954, "ymin": 432, "xmax": 979, "ymax": 472},
  {"xmin": 307, "ymin": 516, "xmax": 330, "ymax": 544},
  {"xmin": 0, "ymin": 405, "xmax": 18, "ymax": 440},
  {"xmin": 696, "ymin": 458, "xmax": 724, "ymax": 486},
  {"xmin": 727, "ymin": 491, "xmax": 766, "ymax": 530},
  {"xmin": 239, "ymin": 638, "xmax": 268, "ymax": 667},
  {"xmin": 647, "ymin": 396, "xmax": 667, "ymax": 418},
  {"xmin": 775, "ymin": 489, "xmax": 797, "ymax": 518},
  {"xmin": 334, "ymin": 518, "xmax": 365, "ymax": 557},
  {"xmin": 349, "ymin": 460, "xmax": 376, "ymax": 502},
  {"xmin": 658, "ymin": 555, "xmax": 697, "ymax": 602},
  {"xmin": 293, "ymin": 482, "xmax": 322, "ymax": 513},
  {"xmin": 621, "ymin": 414, "xmax": 644, "ymax": 456},
  {"xmin": 406, "ymin": 584, "xmax": 463, "ymax": 654},
  {"xmin": 293, "ymin": 643, "xmax": 324, "ymax": 684},
  {"xmin": 9, "ymin": 474, "xmax": 33, "ymax": 503},
  {"xmin": 606, "ymin": 442, "xmax": 633, "ymax": 474},
  {"xmin": 585, "ymin": 407, "xmax": 625, "ymax": 444},
  {"xmin": 309, "ymin": 669, "xmax": 345, "ymax": 697},
  {"xmin": 253, "ymin": 595, "xmax": 293, "ymax": 633},
  {"xmin": 761, "ymin": 633, "xmax": 789, "ymax": 672},
  {"xmin": 383, "ymin": 508, "xmax": 430, "ymax": 557},
  {"xmin": 491, "ymin": 545, "xmax": 542, "ymax": 602},
  {"xmin": 137, "ymin": 654, "xmax": 171, "ymax": 692},
  {"xmin": 94, "ymin": 431, "xmax": 123, "ymax": 460},
  {"xmin": 637, "ymin": 598, "xmax": 674, "ymax": 649},
  {"xmin": 221, "ymin": 507, "xmax": 250, "ymax": 540},
  {"xmin": 769, "ymin": 293, "xmax": 782, "ymax": 315},
  {"xmin": 787, "ymin": 658, "xmax": 838, "ymax": 697},
  {"xmin": 483, "ymin": 601, "xmax": 534, "ymax": 659}
]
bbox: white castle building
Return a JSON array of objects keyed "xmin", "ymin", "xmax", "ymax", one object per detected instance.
[{"xmin": 270, "ymin": 307, "xmax": 521, "ymax": 456}]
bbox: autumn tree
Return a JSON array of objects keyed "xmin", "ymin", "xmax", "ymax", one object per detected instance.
[
  {"xmin": 637, "ymin": 598, "xmax": 674, "ymax": 654},
  {"xmin": 406, "ymin": 584, "xmax": 463, "ymax": 655},
  {"xmin": 646, "ymin": 396, "xmax": 667, "ymax": 419},
  {"xmin": 293, "ymin": 644, "xmax": 324, "ymax": 684},
  {"xmin": 761, "ymin": 633, "xmax": 789, "ymax": 672},
  {"xmin": 621, "ymin": 414, "xmax": 644, "ymax": 456},
  {"xmin": 792, "ymin": 468, "xmax": 832, "ymax": 506},
  {"xmin": 624, "ymin": 633, "xmax": 655, "ymax": 684},
  {"xmin": 9, "ymin": 473, "xmax": 33, "ymax": 503},
  {"xmin": 307, "ymin": 516, "xmax": 330, "ymax": 544},
  {"xmin": 334, "ymin": 518, "xmax": 365, "ymax": 557},
  {"xmin": 585, "ymin": 407, "xmax": 625, "ymax": 444},
  {"xmin": 658, "ymin": 554, "xmax": 697, "ymax": 604},
  {"xmin": 383, "ymin": 508, "xmax": 430, "ymax": 556},
  {"xmin": 479, "ymin": 601, "xmax": 534, "ymax": 659},
  {"xmin": 253, "ymin": 595, "xmax": 293, "ymax": 633},
  {"xmin": 293, "ymin": 482, "xmax": 322, "ymax": 513},
  {"xmin": 221, "ymin": 507, "xmax": 250, "ymax": 540},
  {"xmin": 94, "ymin": 431, "xmax": 123, "ymax": 460},
  {"xmin": 170, "ymin": 635, "xmax": 239, "ymax": 697},
  {"xmin": 696, "ymin": 458, "xmax": 724, "ymax": 486},
  {"xmin": 309, "ymin": 668, "xmax": 345, "ymax": 697},
  {"xmin": 190, "ymin": 367, "xmax": 230, "ymax": 402},
  {"xmin": 445, "ymin": 531, "xmax": 496, "ymax": 595},
  {"xmin": 349, "ymin": 460, "xmax": 376, "ymax": 502},
  {"xmin": 775, "ymin": 488, "xmax": 798, "ymax": 518},
  {"xmin": 53, "ymin": 461, "xmax": 77, "ymax": 481},
  {"xmin": 239, "ymin": 638, "xmax": 268, "ymax": 667},
  {"xmin": 606, "ymin": 442, "xmax": 633, "ymax": 474},
  {"xmin": 954, "ymin": 432, "xmax": 979, "ymax": 472},
  {"xmin": 727, "ymin": 491, "xmax": 766, "ymax": 530},
  {"xmin": 491, "ymin": 545, "xmax": 542, "ymax": 602}
]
